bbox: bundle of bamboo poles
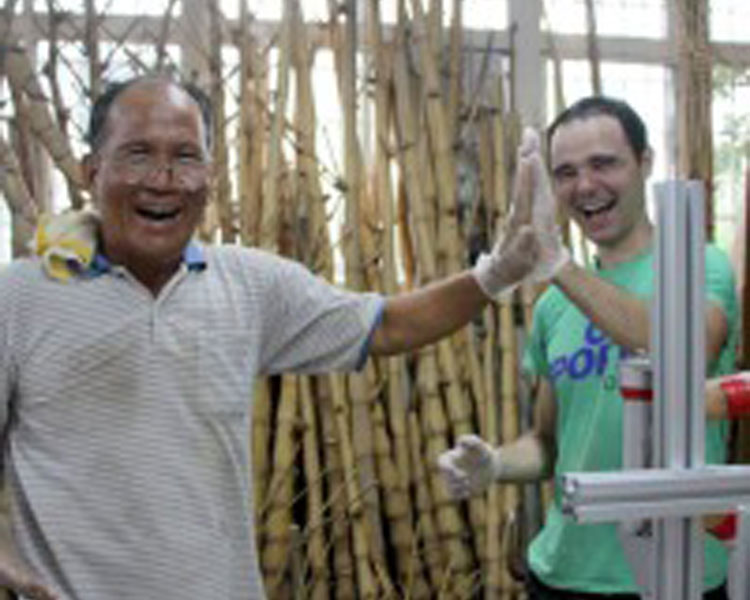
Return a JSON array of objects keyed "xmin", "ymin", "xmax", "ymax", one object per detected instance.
[
  {"xmin": 0, "ymin": 1, "xmax": 546, "ymax": 598},
  {"xmin": 246, "ymin": 1, "xmax": 536, "ymax": 597}
]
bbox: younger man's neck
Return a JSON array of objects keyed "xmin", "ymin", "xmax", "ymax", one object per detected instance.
[{"xmin": 596, "ymin": 220, "xmax": 654, "ymax": 269}]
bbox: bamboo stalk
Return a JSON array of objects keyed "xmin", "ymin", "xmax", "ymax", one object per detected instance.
[
  {"xmin": 261, "ymin": 376, "xmax": 300, "ymax": 598},
  {"xmin": 445, "ymin": 2, "xmax": 487, "ymax": 453},
  {"xmin": 154, "ymin": 0, "xmax": 179, "ymax": 71},
  {"xmin": 392, "ymin": 40, "xmax": 437, "ymax": 282},
  {"xmin": 416, "ymin": 346, "xmax": 475, "ymax": 596},
  {"xmin": 298, "ymin": 376, "xmax": 330, "ymax": 600},
  {"xmin": 9, "ymin": 87, "xmax": 47, "ymax": 257},
  {"xmin": 408, "ymin": 0, "xmax": 462, "ymax": 277},
  {"xmin": 0, "ymin": 0, "xmax": 20, "ymax": 82},
  {"xmin": 208, "ymin": 0, "xmax": 235, "ymax": 243},
  {"xmin": 252, "ymin": 379, "xmax": 272, "ymax": 532},
  {"xmin": 4, "ymin": 46, "xmax": 84, "ymax": 192},
  {"xmin": 316, "ymin": 375, "xmax": 356, "ymax": 599},
  {"xmin": 238, "ymin": 26, "xmax": 268, "ymax": 247},
  {"xmin": 84, "ymin": 0, "xmax": 101, "ymax": 101},
  {"xmin": 407, "ymin": 411, "xmax": 450, "ymax": 594},
  {"xmin": 446, "ymin": 125, "xmax": 490, "ymax": 468},
  {"xmin": 372, "ymin": 401, "xmax": 429, "ymax": 597},
  {"xmin": 583, "ymin": 0, "xmax": 601, "ymax": 96},
  {"xmin": 328, "ymin": 371, "xmax": 379, "ymax": 599},
  {"xmin": 237, "ymin": 3, "xmax": 258, "ymax": 245},
  {"xmin": 436, "ymin": 336, "xmax": 488, "ymax": 559},
  {"xmin": 289, "ymin": 524, "xmax": 305, "ymax": 600},
  {"xmin": 492, "ymin": 83, "xmax": 524, "ymax": 599},
  {"xmin": 446, "ymin": 0, "xmax": 463, "ymax": 142},
  {"xmin": 42, "ymin": 0, "xmax": 85, "ymax": 210},
  {"xmin": 0, "ymin": 133, "xmax": 38, "ymax": 226},
  {"xmin": 427, "ymin": 0, "xmax": 443, "ymax": 59},
  {"xmin": 357, "ymin": 179, "xmax": 386, "ymax": 292},
  {"xmin": 398, "ymin": 7, "xmax": 442, "ymax": 265},
  {"xmin": 339, "ymin": 0, "xmax": 365, "ymax": 289},
  {"xmin": 291, "ymin": 5, "xmax": 332, "ymax": 275},
  {"xmin": 395, "ymin": 177, "xmax": 417, "ymax": 289},
  {"xmin": 347, "ymin": 354, "xmax": 384, "ymax": 563},
  {"xmin": 277, "ymin": 154, "xmax": 299, "ymax": 258},
  {"xmin": 542, "ymin": 3, "xmax": 566, "ymax": 123},
  {"xmin": 261, "ymin": 0, "xmax": 293, "ymax": 251},
  {"xmin": 675, "ymin": 0, "xmax": 714, "ymax": 238},
  {"xmin": 0, "ymin": 132, "xmax": 38, "ymax": 259},
  {"xmin": 473, "ymin": 115, "xmax": 499, "ymax": 438},
  {"xmin": 331, "ymin": 0, "xmax": 388, "ymax": 570},
  {"xmin": 541, "ymin": 7, "xmax": 573, "ymax": 254},
  {"xmin": 365, "ymin": 0, "xmax": 416, "ymax": 525},
  {"xmin": 498, "ymin": 303, "xmax": 521, "ymax": 598},
  {"xmin": 471, "ymin": 106, "xmax": 502, "ymax": 600},
  {"xmin": 0, "ymin": 483, "xmax": 12, "ymax": 600},
  {"xmin": 483, "ymin": 307, "xmax": 505, "ymax": 599}
]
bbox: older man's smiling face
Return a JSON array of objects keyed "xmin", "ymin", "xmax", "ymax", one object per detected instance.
[{"xmin": 87, "ymin": 80, "xmax": 210, "ymax": 291}]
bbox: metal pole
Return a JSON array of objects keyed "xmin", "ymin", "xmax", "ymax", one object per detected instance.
[
  {"xmin": 561, "ymin": 181, "xmax": 750, "ymax": 599},
  {"xmin": 733, "ymin": 507, "xmax": 750, "ymax": 598},
  {"xmin": 652, "ymin": 181, "xmax": 705, "ymax": 598}
]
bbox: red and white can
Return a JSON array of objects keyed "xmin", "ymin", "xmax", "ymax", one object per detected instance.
[
  {"xmin": 619, "ymin": 354, "xmax": 653, "ymax": 470},
  {"xmin": 619, "ymin": 354, "xmax": 653, "ymax": 403}
]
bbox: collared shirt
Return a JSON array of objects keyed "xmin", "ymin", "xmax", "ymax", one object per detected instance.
[
  {"xmin": 0, "ymin": 245, "xmax": 384, "ymax": 600},
  {"xmin": 86, "ymin": 242, "xmax": 208, "ymax": 276}
]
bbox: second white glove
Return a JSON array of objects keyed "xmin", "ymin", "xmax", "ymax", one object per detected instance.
[{"xmin": 437, "ymin": 434, "xmax": 504, "ymax": 499}]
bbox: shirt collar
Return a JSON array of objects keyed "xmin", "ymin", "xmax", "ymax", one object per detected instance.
[
  {"xmin": 182, "ymin": 243, "xmax": 207, "ymax": 270},
  {"xmin": 86, "ymin": 242, "xmax": 207, "ymax": 277}
]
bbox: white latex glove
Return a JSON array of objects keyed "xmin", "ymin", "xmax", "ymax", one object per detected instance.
[
  {"xmin": 518, "ymin": 127, "xmax": 570, "ymax": 281},
  {"xmin": 471, "ymin": 151, "xmax": 539, "ymax": 299},
  {"xmin": 437, "ymin": 434, "xmax": 503, "ymax": 499}
]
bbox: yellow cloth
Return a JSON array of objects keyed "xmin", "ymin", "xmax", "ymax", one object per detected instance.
[{"xmin": 31, "ymin": 210, "xmax": 99, "ymax": 281}]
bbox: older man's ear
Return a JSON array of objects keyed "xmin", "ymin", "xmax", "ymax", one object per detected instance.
[{"xmin": 81, "ymin": 154, "xmax": 97, "ymax": 192}]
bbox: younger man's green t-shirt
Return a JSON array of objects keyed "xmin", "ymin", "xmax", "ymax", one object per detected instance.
[{"xmin": 523, "ymin": 246, "xmax": 738, "ymax": 594}]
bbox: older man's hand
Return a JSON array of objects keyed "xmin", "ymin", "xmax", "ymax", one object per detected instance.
[
  {"xmin": 471, "ymin": 145, "xmax": 539, "ymax": 299},
  {"xmin": 0, "ymin": 496, "xmax": 58, "ymax": 600},
  {"xmin": 0, "ymin": 555, "xmax": 59, "ymax": 600},
  {"xmin": 518, "ymin": 127, "xmax": 570, "ymax": 282}
]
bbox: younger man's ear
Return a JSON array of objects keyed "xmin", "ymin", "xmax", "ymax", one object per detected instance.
[{"xmin": 640, "ymin": 147, "xmax": 654, "ymax": 179}]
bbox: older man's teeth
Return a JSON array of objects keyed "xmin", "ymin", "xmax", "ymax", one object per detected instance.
[{"xmin": 136, "ymin": 206, "xmax": 180, "ymax": 221}]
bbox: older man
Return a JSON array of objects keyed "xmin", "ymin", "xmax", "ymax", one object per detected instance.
[{"xmin": 0, "ymin": 75, "xmax": 544, "ymax": 599}]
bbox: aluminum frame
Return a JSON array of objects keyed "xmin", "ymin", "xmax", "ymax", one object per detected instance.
[{"xmin": 562, "ymin": 182, "xmax": 750, "ymax": 599}]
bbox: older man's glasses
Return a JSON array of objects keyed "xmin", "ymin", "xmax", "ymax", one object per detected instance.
[{"xmin": 111, "ymin": 149, "xmax": 210, "ymax": 190}]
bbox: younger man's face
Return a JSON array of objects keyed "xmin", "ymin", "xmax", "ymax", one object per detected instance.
[{"xmin": 549, "ymin": 114, "xmax": 652, "ymax": 250}]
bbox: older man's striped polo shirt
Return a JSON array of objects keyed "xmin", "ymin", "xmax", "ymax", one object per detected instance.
[{"xmin": 0, "ymin": 244, "xmax": 384, "ymax": 599}]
